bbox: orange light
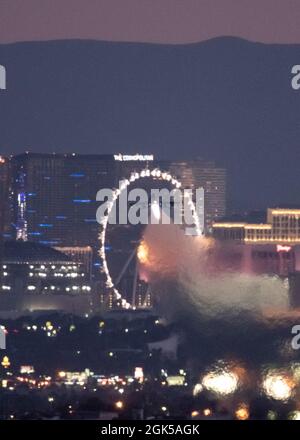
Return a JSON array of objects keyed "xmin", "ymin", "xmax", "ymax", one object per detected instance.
[
  {"xmin": 191, "ymin": 410, "xmax": 199, "ymax": 417},
  {"xmin": 137, "ymin": 241, "xmax": 149, "ymax": 264},
  {"xmin": 235, "ymin": 404, "xmax": 249, "ymax": 420},
  {"xmin": 1, "ymin": 356, "xmax": 10, "ymax": 369},
  {"xmin": 271, "ymin": 209, "xmax": 300, "ymax": 215},
  {"xmin": 212, "ymin": 223, "xmax": 246, "ymax": 228},
  {"xmin": 115, "ymin": 400, "xmax": 124, "ymax": 409}
]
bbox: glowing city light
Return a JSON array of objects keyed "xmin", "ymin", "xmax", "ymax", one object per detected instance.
[
  {"xmin": 235, "ymin": 404, "xmax": 249, "ymax": 420},
  {"xmin": 202, "ymin": 370, "xmax": 238, "ymax": 396},
  {"xmin": 288, "ymin": 411, "xmax": 300, "ymax": 420},
  {"xmin": 134, "ymin": 367, "xmax": 144, "ymax": 383},
  {"xmin": 137, "ymin": 241, "xmax": 149, "ymax": 264},
  {"xmin": 262, "ymin": 373, "xmax": 294, "ymax": 401},
  {"xmin": 1, "ymin": 356, "xmax": 10, "ymax": 369},
  {"xmin": 115, "ymin": 400, "xmax": 124, "ymax": 409},
  {"xmin": 193, "ymin": 383, "xmax": 203, "ymax": 396},
  {"xmin": 276, "ymin": 244, "xmax": 292, "ymax": 253}
]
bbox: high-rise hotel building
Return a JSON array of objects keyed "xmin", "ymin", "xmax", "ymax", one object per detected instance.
[
  {"xmin": 10, "ymin": 153, "xmax": 117, "ymax": 246},
  {"xmin": 165, "ymin": 159, "xmax": 226, "ymax": 232}
]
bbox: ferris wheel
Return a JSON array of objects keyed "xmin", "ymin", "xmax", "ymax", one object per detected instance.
[{"xmin": 99, "ymin": 167, "xmax": 202, "ymax": 309}]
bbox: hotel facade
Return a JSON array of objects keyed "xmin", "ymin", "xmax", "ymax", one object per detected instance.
[{"xmin": 213, "ymin": 208, "xmax": 300, "ymax": 244}]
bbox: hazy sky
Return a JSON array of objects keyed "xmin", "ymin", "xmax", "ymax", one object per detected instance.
[{"xmin": 2, "ymin": 0, "xmax": 300, "ymax": 44}]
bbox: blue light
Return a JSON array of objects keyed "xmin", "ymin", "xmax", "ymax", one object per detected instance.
[
  {"xmin": 39, "ymin": 240, "xmax": 60, "ymax": 245},
  {"xmin": 39, "ymin": 223, "xmax": 53, "ymax": 227},
  {"xmin": 56, "ymin": 215, "xmax": 67, "ymax": 219},
  {"xmin": 70, "ymin": 173, "xmax": 85, "ymax": 178},
  {"xmin": 73, "ymin": 199, "xmax": 91, "ymax": 203},
  {"xmin": 19, "ymin": 191, "xmax": 26, "ymax": 203},
  {"xmin": 28, "ymin": 232, "xmax": 42, "ymax": 236},
  {"xmin": 27, "ymin": 193, "xmax": 37, "ymax": 197},
  {"xmin": 84, "ymin": 218, "xmax": 97, "ymax": 223}
]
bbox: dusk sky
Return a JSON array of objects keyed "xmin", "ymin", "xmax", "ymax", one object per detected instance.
[{"xmin": 2, "ymin": 0, "xmax": 300, "ymax": 44}]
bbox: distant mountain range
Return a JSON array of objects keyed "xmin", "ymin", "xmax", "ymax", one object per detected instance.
[{"xmin": 1, "ymin": 37, "xmax": 300, "ymax": 210}]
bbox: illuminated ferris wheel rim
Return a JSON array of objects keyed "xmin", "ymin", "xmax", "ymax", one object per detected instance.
[{"xmin": 99, "ymin": 167, "xmax": 202, "ymax": 309}]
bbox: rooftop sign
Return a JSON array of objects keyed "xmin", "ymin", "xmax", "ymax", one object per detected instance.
[{"xmin": 114, "ymin": 154, "xmax": 154, "ymax": 161}]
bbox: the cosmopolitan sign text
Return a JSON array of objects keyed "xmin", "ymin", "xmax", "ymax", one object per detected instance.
[{"xmin": 114, "ymin": 154, "xmax": 154, "ymax": 161}]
